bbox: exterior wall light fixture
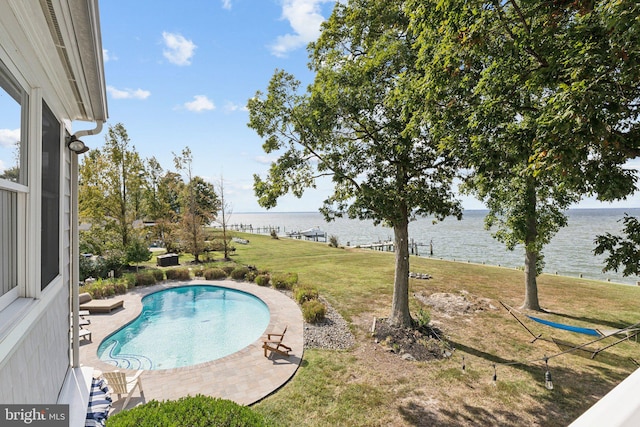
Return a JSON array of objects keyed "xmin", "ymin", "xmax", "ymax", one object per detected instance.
[{"xmin": 67, "ymin": 135, "xmax": 89, "ymax": 154}]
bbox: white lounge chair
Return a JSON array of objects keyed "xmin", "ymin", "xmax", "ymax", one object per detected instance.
[
  {"xmin": 79, "ymin": 328, "xmax": 92, "ymax": 342},
  {"xmin": 102, "ymin": 370, "xmax": 144, "ymax": 410},
  {"xmin": 79, "ymin": 292, "xmax": 124, "ymax": 314}
]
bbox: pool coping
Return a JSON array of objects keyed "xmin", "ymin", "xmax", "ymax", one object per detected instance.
[{"xmin": 79, "ymin": 279, "xmax": 303, "ymax": 413}]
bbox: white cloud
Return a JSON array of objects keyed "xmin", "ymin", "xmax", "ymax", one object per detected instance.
[
  {"xmin": 224, "ymin": 101, "xmax": 248, "ymax": 113},
  {"xmin": 162, "ymin": 32, "xmax": 196, "ymax": 66},
  {"xmin": 103, "ymin": 49, "xmax": 117, "ymax": 62},
  {"xmin": 107, "ymin": 86, "xmax": 151, "ymax": 100},
  {"xmin": 0, "ymin": 128, "xmax": 20, "ymax": 147},
  {"xmin": 255, "ymin": 155, "xmax": 278, "ymax": 164},
  {"xmin": 184, "ymin": 95, "xmax": 215, "ymax": 112},
  {"xmin": 269, "ymin": 0, "xmax": 333, "ymax": 57},
  {"xmin": 221, "ymin": 0, "xmax": 232, "ymax": 10}
]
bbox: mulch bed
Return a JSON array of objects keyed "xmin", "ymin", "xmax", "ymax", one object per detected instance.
[{"xmin": 373, "ymin": 318, "xmax": 451, "ymax": 362}]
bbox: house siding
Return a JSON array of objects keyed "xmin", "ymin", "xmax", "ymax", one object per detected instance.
[
  {"xmin": 0, "ymin": 287, "xmax": 69, "ymax": 403},
  {"xmin": 0, "ymin": 138, "xmax": 72, "ymax": 404},
  {"xmin": 0, "ymin": 0, "xmax": 106, "ymax": 413}
]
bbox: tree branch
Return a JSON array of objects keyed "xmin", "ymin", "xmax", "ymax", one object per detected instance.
[
  {"xmin": 494, "ymin": 0, "xmax": 549, "ymax": 68},
  {"xmin": 508, "ymin": 0, "xmax": 531, "ymax": 34}
]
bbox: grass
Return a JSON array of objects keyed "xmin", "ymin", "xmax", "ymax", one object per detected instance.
[{"xmin": 222, "ymin": 232, "xmax": 640, "ymax": 426}]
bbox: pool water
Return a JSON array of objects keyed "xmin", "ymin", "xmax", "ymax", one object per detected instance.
[{"xmin": 97, "ymin": 285, "xmax": 270, "ymax": 370}]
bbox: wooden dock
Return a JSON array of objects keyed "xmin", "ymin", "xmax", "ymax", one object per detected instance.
[
  {"xmin": 218, "ymin": 224, "xmax": 327, "ymax": 241},
  {"xmin": 222, "ymin": 224, "xmax": 281, "ymax": 235},
  {"xmin": 357, "ymin": 239, "xmax": 432, "ymax": 256}
]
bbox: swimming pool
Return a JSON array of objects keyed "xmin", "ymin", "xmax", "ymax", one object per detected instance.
[{"xmin": 97, "ymin": 285, "xmax": 270, "ymax": 370}]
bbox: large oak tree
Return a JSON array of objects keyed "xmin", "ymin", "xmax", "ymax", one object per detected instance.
[
  {"xmin": 248, "ymin": 0, "xmax": 461, "ymax": 327},
  {"xmin": 409, "ymin": 0, "xmax": 639, "ymax": 310}
]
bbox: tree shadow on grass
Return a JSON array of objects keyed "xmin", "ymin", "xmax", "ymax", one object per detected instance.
[
  {"xmin": 399, "ymin": 399, "xmax": 554, "ymax": 426},
  {"xmin": 447, "ymin": 339, "xmax": 526, "ymax": 368},
  {"xmin": 434, "ymin": 338, "xmax": 633, "ymax": 426},
  {"xmin": 398, "ymin": 402, "xmax": 443, "ymax": 426},
  {"xmin": 448, "ymin": 337, "xmax": 635, "ymax": 374}
]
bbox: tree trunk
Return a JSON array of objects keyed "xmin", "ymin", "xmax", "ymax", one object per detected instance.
[
  {"xmin": 522, "ymin": 248, "xmax": 540, "ymax": 310},
  {"xmin": 521, "ymin": 179, "xmax": 541, "ymax": 311},
  {"xmin": 222, "ymin": 213, "xmax": 229, "ymax": 260},
  {"xmin": 389, "ymin": 216, "xmax": 412, "ymax": 327}
]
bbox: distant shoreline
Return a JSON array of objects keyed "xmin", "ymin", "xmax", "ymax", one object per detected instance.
[
  {"xmin": 227, "ymin": 209, "xmax": 640, "ymax": 286},
  {"xmin": 235, "ymin": 207, "xmax": 638, "ymax": 215}
]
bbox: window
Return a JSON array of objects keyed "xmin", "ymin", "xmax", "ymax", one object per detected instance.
[
  {"xmin": 0, "ymin": 189, "xmax": 17, "ymax": 298},
  {"xmin": 41, "ymin": 101, "xmax": 60, "ymax": 289},
  {"xmin": 0, "ymin": 59, "xmax": 27, "ymax": 185},
  {"xmin": 0, "ymin": 58, "xmax": 27, "ymax": 305}
]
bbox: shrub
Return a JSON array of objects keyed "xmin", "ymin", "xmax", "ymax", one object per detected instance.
[
  {"xmin": 79, "ymin": 255, "xmax": 94, "ymax": 281},
  {"xmin": 255, "ymin": 274, "xmax": 270, "ymax": 287},
  {"xmin": 80, "ymin": 277, "xmax": 130, "ymax": 299},
  {"xmin": 245, "ymin": 270, "xmax": 258, "ymax": 282},
  {"xmin": 230, "ymin": 266, "xmax": 250, "ymax": 280},
  {"xmin": 204, "ymin": 268, "xmax": 227, "ymax": 280},
  {"xmin": 302, "ymin": 299, "xmax": 326, "ymax": 323},
  {"xmin": 165, "ymin": 268, "xmax": 191, "ymax": 281},
  {"xmin": 123, "ymin": 273, "xmax": 136, "ymax": 289},
  {"xmin": 135, "ymin": 272, "xmax": 156, "ymax": 287},
  {"xmin": 107, "ymin": 395, "xmax": 273, "ymax": 427},
  {"xmin": 271, "ymin": 272, "xmax": 298, "ymax": 290},
  {"xmin": 220, "ymin": 264, "xmax": 237, "ymax": 275},
  {"xmin": 328, "ymin": 235, "xmax": 339, "ymax": 248},
  {"xmin": 192, "ymin": 266, "xmax": 205, "ymax": 277},
  {"xmin": 270, "ymin": 229, "xmax": 279, "ymax": 239},
  {"xmin": 113, "ymin": 281, "xmax": 129, "ymax": 294},
  {"xmin": 414, "ymin": 308, "xmax": 431, "ymax": 330},
  {"xmin": 79, "ymin": 249, "xmax": 128, "ymax": 281},
  {"xmin": 101, "ymin": 249, "xmax": 128, "ymax": 278},
  {"xmin": 293, "ymin": 284, "xmax": 319, "ymax": 304},
  {"xmin": 79, "ymin": 282, "xmax": 100, "ymax": 299},
  {"xmin": 150, "ymin": 269, "xmax": 164, "ymax": 282}
]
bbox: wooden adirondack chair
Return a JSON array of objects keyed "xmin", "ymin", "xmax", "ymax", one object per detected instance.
[{"xmin": 262, "ymin": 326, "xmax": 292, "ymax": 358}]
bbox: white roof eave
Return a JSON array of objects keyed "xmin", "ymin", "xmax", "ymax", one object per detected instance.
[
  {"xmin": 52, "ymin": 0, "xmax": 108, "ymax": 123},
  {"xmin": 0, "ymin": 0, "xmax": 108, "ymax": 123}
]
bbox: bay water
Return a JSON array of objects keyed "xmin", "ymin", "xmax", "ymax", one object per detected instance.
[{"xmin": 229, "ymin": 209, "xmax": 639, "ymax": 286}]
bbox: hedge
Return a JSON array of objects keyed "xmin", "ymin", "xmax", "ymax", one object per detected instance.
[{"xmin": 106, "ymin": 395, "xmax": 273, "ymax": 427}]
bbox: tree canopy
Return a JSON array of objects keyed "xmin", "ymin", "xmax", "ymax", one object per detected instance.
[
  {"xmin": 408, "ymin": 0, "xmax": 640, "ymax": 309},
  {"xmin": 594, "ymin": 214, "xmax": 640, "ymax": 277},
  {"xmin": 79, "ymin": 123, "xmax": 146, "ymax": 250},
  {"xmin": 79, "ymin": 126, "xmax": 221, "ymax": 269},
  {"xmin": 248, "ymin": 0, "xmax": 462, "ymax": 327}
]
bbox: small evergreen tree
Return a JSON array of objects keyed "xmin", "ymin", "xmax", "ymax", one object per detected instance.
[{"xmin": 126, "ymin": 239, "xmax": 152, "ymax": 272}]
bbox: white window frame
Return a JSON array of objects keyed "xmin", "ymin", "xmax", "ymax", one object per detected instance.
[
  {"xmin": 0, "ymin": 58, "xmax": 65, "ymax": 336},
  {"xmin": 0, "ymin": 60, "xmax": 29, "ymax": 311}
]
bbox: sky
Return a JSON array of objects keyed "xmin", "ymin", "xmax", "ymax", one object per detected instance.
[
  {"xmin": 1, "ymin": 0, "xmax": 637, "ymax": 213},
  {"xmin": 55, "ymin": 0, "xmax": 640, "ymax": 213},
  {"xmin": 91, "ymin": 0, "xmax": 339, "ymax": 213}
]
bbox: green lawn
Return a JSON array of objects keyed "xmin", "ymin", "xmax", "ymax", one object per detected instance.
[{"xmin": 222, "ymin": 232, "xmax": 639, "ymax": 425}]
